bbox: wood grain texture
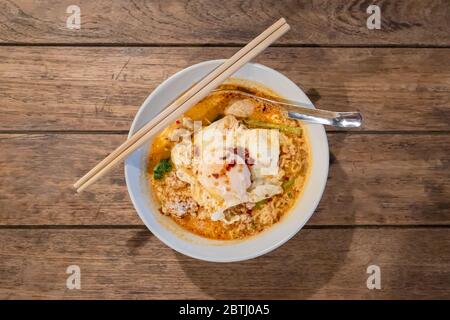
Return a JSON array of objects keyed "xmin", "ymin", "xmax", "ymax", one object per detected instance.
[
  {"xmin": 1, "ymin": 0, "xmax": 449, "ymax": 45},
  {"xmin": 1, "ymin": 47, "xmax": 449, "ymax": 131},
  {"xmin": 1, "ymin": 0, "xmax": 449, "ymax": 300},
  {"xmin": 1, "ymin": 133, "xmax": 448, "ymax": 226},
  {"xmin": 0, "ymin": 228, "xmax": 448, "ymax": 299}
]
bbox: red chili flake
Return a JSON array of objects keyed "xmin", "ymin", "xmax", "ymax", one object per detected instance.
[
  {"xmin": 176, "ymin": 120, "xmax": 180, "ymax": 124},
  {"xmin": 225, "ymin": 159, "xmax": 236, "ymax": 171},
  {"xmin": 212, "ymin": 173, "xmax": 220, "ymax": 179},
  {"xmin": 243, "ymin": 148, "xmax": 255, "ymax": 166}
]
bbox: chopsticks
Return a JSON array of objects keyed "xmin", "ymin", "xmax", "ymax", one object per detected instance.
[{"xmin": 74, "ymin": 18, "xmax": 290, "ymax": 192}]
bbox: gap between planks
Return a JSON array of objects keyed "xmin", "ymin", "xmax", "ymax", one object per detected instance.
[
  {"xmin": 0, "ymin": 225, "xmax": 449, "ymax": 230},
  {"xmin": 1, "ymin": 43, "xmax": 450, "ymax": 49}
]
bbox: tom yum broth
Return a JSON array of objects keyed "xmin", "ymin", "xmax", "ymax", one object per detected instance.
[{"xmin": 148, "ymin": 79, "xmax": 310, "ymax": 240}]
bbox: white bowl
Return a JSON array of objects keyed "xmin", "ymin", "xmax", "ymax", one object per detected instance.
[{"xmin": 125, "ymin": 60, "xmax": 329, "ymax": 262}]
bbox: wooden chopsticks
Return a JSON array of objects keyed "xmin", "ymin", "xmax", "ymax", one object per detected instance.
[{"xmin": 74, "ymin": 18, "xmax": 290, "ymax": 192}]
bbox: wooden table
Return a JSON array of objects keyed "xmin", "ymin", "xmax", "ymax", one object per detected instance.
[{"xmin": 0, "ymin": 0, "xmax": 449, "ymax": 299}]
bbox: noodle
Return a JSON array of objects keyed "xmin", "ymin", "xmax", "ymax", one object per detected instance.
[{"xmin": 148, "ymin": 79, "xmax": 310, "ymax": 240}]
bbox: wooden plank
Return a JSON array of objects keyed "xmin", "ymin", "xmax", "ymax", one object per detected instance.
[
  {"xmin": 0, "ymin": 228, "xmax": 448, "ymax": 299},
  {"xmin": 1, "ymin": 47, "xmax": 449, "ymax": 131},
  {"xmin": 0, "ymin": 133, "xmax": 448, "ymax": 226},
  {"xmin": 1, "ymin": 0, "xmax": 449, "ymax": 45}
]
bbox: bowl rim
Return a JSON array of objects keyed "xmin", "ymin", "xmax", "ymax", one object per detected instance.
[{"xmin": 125, "ymin": 59, "xmax": 329, "ymax": 262}]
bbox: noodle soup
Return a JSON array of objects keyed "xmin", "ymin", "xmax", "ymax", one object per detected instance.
[{"xmin": 148, "ymin": 79, "xmax": 310, "ymax": 240}]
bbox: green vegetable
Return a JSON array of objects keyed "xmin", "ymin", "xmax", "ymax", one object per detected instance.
[
  {"xmin": 282, "ymin": 178, "xmax": 295, "ymax": 190},
  {"xmin": 254, "ymin": 199, "xmax": 268, "ymax": 210},
  {"xmin": 243, "ymin": 119, "xmax": 302, "ymax": 135},
  {"xmin": 153, "ymin": 158, "xmax": 172, "ymax": 180}
]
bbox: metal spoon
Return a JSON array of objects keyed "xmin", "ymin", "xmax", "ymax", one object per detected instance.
[{"xmin": 212, "ymin": 89, "xmax": 362, "ymax": 128}]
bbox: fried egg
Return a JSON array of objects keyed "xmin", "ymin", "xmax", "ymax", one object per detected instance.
[{"xmin": 171, "ymin": 115, "xmax": 282, "ymax": 223}]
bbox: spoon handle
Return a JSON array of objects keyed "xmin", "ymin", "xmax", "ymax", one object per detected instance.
[
  {"xmin": 286, "ymin": 110, "xmax": 363, "ymax": 128},
  {"xmin": 250, "ymin": 93, "xmax": 363, "ymax": 128},
  {"xmin": 212, "ymin": 89, "xmax": 363, "ymax": 128}
]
